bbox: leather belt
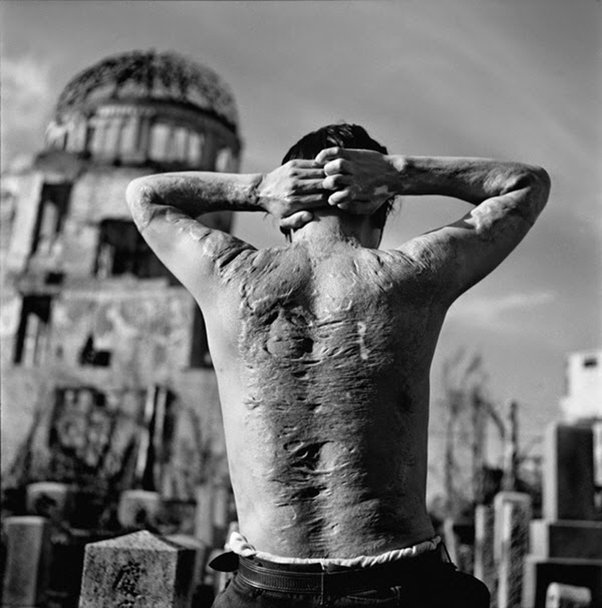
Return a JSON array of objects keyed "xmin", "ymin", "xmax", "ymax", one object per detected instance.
[{"xmin": 237, "ymin": 552, "xmax": 447, "ymax": 596}]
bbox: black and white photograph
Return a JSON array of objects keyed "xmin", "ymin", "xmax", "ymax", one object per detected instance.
[{"xmin": 1, "ymin": 1, "xmax": 601, "ymax": 606}]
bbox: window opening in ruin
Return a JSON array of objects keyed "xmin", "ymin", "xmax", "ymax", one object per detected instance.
[
  {"xmin": 149, "ymin": 123, "xmax": 171, "ymax": 161},
  {"xmin": 46, "ymin": 271, "xmax": 65, "ymax": 285},
  {"xmin": 14, "ymin": 295, "xmax": 52, "ymax": 366},
  {"xmin": 187, "ymin": 132, "xmax": 203, "ymax": 166},
  {"xmin": 31, "ymin": 183, "xmax": 72, "ymax": 256},
  {"xmin": 133, "ymin": 385, "xmax": 175, "ymax": 491},
  {"xmin": 173, "ymin": 127, "xmax": 189, "ymax": 162},
  {"xmin": 78, "ymin": 333, "xmax": 112, "ymax": 367},
  {"xmin": 89, "ymin": 117, "xmax": 108, "ymax": 156},
  {"xmin": 103, "ymin": 118, "xmax": 122, "ymax": 160},
  {"xmin": 215, "ymin": 147, "xmax": 233, "ymax": 173},
  {"xmin": 95, "ymin": 219, "xmax": 173, "ymax": 280},
  {"xmin": 189, "ymin": 307, "xmax": 212, "ymax": 368},
  {"xmin": 120, "ymin": 116, "xmax": 139, "ymax": 156}
]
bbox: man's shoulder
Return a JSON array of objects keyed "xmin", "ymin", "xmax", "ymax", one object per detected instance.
[
  {"xmin": 356, "ymin": 245, "xmax": 433, "ymax": 277},
  {"xmin": 212, "ymin": 245, "xmax": 310, "ymax": 295}
]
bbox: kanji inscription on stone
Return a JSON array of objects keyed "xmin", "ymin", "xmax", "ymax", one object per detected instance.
[{"xmin": 79, "ymin": 530, "xmax": 195, "ymax": 608}]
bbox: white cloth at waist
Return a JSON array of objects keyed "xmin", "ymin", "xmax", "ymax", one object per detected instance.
[{"xmin": 227, "ymin": 530, "xmax": 441, "ymax": 569}]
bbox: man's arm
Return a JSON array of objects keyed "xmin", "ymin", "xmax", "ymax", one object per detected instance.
[
  {"xmin": 314, "ymin": 148, "xmax": 551, "ymax": 299},
  {"xmin": 125, "ymin": 161, "xmax": 325, "ymax": 300}
]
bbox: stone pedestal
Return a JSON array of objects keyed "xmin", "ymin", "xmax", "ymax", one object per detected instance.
[
  {"xmin": 523, "ymin": 556, "xmax": 602, "ymax": 608},
  {"xmin": 523, "ymin": 422, "xmax": 602, "ymax": 608},
  {"xmin": 442, "ymin": 517, "xmax": 459, "ymax": 564},
  {"xmin": 212, "ymin": 484, "xmax": 230, "ymax": 548},
  {"xmin": 474, "ymin": 505, "xmax": 496, "ymax": 601},
  {"xmin": 194, "ymin": 482, "xmax": 233, "ymax": 547},
  {"xmin": 194, "ymin": 483, "xmax": 213, "ymax": 546},
  {"xmin": 79, "ymin": 530, "xmax": 195, "ymax": 608},
  {"xmin": 543, "ymin": 424, "xmax": 599, "ymax": 521},
  {"xmin": 45, "ymin": 528, "xmax": 91, "ymax": 608},
  {"xmin": 1, "ymin": 516, "xmax": 51, "ymax": 607},
  {"xmin": 117, "ymin": 489, "xmax": 161, "ymax": 529},
  {"xmin": 495, "ymin": 493, "xmax": 532, "ymax": 608},
  {"xmin": 166, "ymin": 534, "xmax": 208, "ymax": 605},
  {"xmin": 530, "ymin": 520, "xmax": 602, "ymax": 560},
  {"xmin": 26, "ymin": 482, "xmax": 73, "ymax": 523},
  {"xmin": 545, "ymin": 583, "xmax": 592, "ymax": 608}
]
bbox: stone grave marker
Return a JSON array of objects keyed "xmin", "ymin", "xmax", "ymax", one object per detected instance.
[
  {"xmin": 212, "ymin": 484, "xmax": 230, "ymax": 548},
  {"xmin": 1, "ymin": 516, "xmax": 51, "ymax": 607},
  {"xmin": 442, "ymin": 517, "xmax": 458, "ymax": 564},
  {"xmin": 543, "ymin": 424, "xmax": 598, "ymax": 521},
  {"xmin": 26, "ymin": 482, "xmax": 73, "ymax": 523},
  {"xmin": 474, "ymin": 504, "xmax": 496, "ymax": 603},
  {"xmin": 494, "ymin": 492, "xmax": 532, "ymax": 608},
  {"xmin": 117, "ymin": 489, "xmax": 162, "ymax": 530},
  {"xmin": 79, "ymin": 530, "xmax": 195, "ymax": 608},
  {"xmin": 165, "ymin": 534, "xmax": 208, "ymax": 605},
  {"xmin": 194, "ymin": 483, "xmax": 213, "ymax": 546},
  {"xmin": 545, "ymin": 583, "xmax": 592, "ymax": 608},
  {"xmin": 524, "ymin": 422, "xmax": 602, "ymax": 608}
]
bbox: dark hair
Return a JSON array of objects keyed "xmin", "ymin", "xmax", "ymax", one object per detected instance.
[{"xmin": 282, "ymin": 123, "xmax": 395, "ymax": 231}]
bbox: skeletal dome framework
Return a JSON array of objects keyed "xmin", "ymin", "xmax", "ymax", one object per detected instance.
[
  {"xmin": 55, "ymin": 50, "xmax": 238, "ymax": 129},
  {"xmin": 44, "ymin": 50, "xmax": 241, "ymax": 171}
]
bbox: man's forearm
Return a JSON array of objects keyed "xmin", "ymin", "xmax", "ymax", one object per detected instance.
[
  {"xmin": 388, "ymin": 155, "xmax": 550, "ymax": 220},
  {"xmin": 126, "ymin": 172, "xmax": 263, "ymax": 232}
]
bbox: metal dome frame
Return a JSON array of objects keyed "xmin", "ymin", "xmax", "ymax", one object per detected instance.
[{"xmin": 55, "ymin": 50, "xmax": 239, "ymax": 132}]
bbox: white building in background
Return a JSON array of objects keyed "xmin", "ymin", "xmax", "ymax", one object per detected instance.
[{"xmin": 560, "ymin": 349, "xmax": 602, "ymax": 422}]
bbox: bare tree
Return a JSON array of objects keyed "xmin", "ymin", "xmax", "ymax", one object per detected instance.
[{"xmin": 441, "ymin": 350, "xmax": 506, "ymax": 515}]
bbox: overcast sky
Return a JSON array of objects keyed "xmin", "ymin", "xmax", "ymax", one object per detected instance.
[{"xmin": 2, "ymin": 0, "xmax": 601, "ymax": 456}]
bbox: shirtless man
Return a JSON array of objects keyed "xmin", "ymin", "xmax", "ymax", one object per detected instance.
[{"xmin": 126, "ymin": 123, "xmax": 550, "ymax": 607}]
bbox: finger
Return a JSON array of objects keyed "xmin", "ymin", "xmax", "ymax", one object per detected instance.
[
  {"xmin": 322, "ymin": 174, "xmax": 353, "ymax": 190},
  {"xmin": 324, "ymin": 158, "xmax": 353, "ymax": 176},
  {"xmin": 327, "ymin": 189, "xmax": 352, "ymax": 206},
  {"xmin": 279, "ymin": 211, "xmax": 313, "ymax": 232},
  {"xmin": 315, "ymin": 147, "xmax": 347, "ymax": 165},
  {"xmin": 290, "ymin": 168, "xmax": 326, "ymax": 180},
  {"xmin": 336, "ymin": 198, "xmax": 375, "ymax": 215},
  {"xmin": 293, "ymin": 194, "xmax": 328, "ymax": 207},
  {"xmin": 291, "ymin": 179, "xmax": 327, "ymax": 194},
  {"xmin": 336, "ymin": 202, "xmax": 368, "ymax": 214},
  {"xmin": 287, "ymin": 159, "xmax": 323, "ymax": 170}
]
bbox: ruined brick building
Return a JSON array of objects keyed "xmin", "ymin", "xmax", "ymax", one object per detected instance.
[{"xmin": 1, "ymin": 50, "xmax": 242, "ymax": 517}]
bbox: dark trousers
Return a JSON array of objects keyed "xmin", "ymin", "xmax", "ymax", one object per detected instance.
[{"xmin": 211, "ymin": 553, "xmax": 490, "ymax": 608}]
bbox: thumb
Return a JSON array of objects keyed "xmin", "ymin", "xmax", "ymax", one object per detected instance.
[{"xmin": 279, "ymin": 210, "xmax": 314, "ymax": 232}]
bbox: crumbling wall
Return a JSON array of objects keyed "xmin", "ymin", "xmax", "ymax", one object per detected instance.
[
  {"xmin": 1, "ymin": 162, "xmax": 232, "ymax": 505},
  {"xmin": 49, "ymin": 282, "xmax": 194, "ymax": 377},
  {"xmin": 1, "ymin": 363, "xmax": 226, "ymax": 503},
  {"xmin": 5, "ymin": 173, "xmax": 45, "ymax": 275}
]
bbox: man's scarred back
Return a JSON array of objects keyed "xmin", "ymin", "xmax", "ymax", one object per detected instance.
[{"xmin": 217, "ymin": 241, "xmax": 443, "ymax": 557}]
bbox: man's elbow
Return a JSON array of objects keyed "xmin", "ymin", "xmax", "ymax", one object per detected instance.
[
  {"xmin": 531, "ymin": 166, "xmax": 551, "ymax": 202},
  {"xmin": 510, "ymin": 165, "xmax": 551, "ymax": 218},
  {"xmin": 528, "ymin": 166, "xmax": 551, "ymax": 217}
]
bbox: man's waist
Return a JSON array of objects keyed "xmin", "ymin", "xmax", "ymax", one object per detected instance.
[
  {"xmin": 227, "ymin": 530, "xmax": 440, "ymax": 568},
  {"xmin": 234, "ymin": 546, "xmax": 453, "ymax": 596}
]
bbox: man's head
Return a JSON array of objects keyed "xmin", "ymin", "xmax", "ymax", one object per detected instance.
[{"xmin": 282, "ymin": 123, "xmax": 394, "ymax": 233}]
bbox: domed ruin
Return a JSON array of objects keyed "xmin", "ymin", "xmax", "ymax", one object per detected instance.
[
  {"xmin": 1, "ymin": 50, "xmax": 240, "ymax": 559},
  {"xmin": 43, "ymin": 50, "xmax": 241, "ymax": 171}
]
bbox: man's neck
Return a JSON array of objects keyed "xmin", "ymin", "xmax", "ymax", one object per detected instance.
[{"xmin": 290, "ymin": 210, "xmax": 380, "ymax": 250}]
